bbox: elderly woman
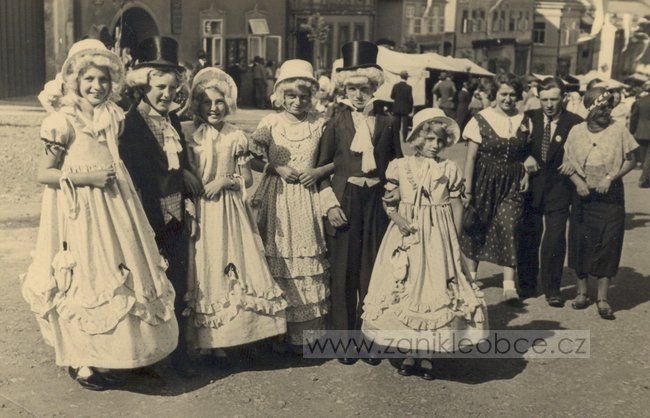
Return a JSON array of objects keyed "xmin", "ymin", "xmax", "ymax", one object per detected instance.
[
  {"xmin": 118, "ymin": 37, "xmax": 202, "ymax": 377},
  {"xmin": 564, "ymin": 87, "xmax": 638, "ymax": 320},
  {"xmin": 460, "ymin": 73, "xmax": 531, "ymax": 302},
  {"xmin": 316, "ymin": 41, "xmax": 402, "ymax": 365}
]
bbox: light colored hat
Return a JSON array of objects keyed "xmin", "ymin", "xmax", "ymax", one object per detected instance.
[
  {"xmin": 406, "ymin": 108, "xmax": 461, "ymax": 145},
  {"xmin": 61, "ymin": 39, "xmax": 123, "ymax": 85},
  {"xmin": 190, "ymin": 67, "xmax": 238, "ymax": 113},
  {"xmin": 274, "ymin": 59, "xmax": 317, "ymax": 90}
]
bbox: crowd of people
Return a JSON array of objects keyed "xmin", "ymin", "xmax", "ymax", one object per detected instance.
[{"xmin": 22, "ymin": 36, "xmax": 642, "ymax": 391}]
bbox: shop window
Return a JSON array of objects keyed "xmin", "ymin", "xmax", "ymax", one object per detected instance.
[
  {"xmin": 265, "ymin": 35, "xmax": 282, "ymax": 64},
  {"xmin": 248, "ymin": 36, "xmax": 263, "ymax": 62},
  {"xmin": 353, "ymin": 23, "xmax": 365, "ymax": 41},
  {"xmin": 202, "ymin": 18, "xmax": 224, "ymax": 67}
]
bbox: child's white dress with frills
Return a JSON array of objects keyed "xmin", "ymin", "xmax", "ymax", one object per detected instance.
[
  {"xmin": 361, "ymin": 157, "xmax": 488, "ymax": 352},
  {"xmin": 185, "ymin": 122, "xmax": 287, "ymax": 348},
  {"xmin": 21, "ymin": 103, "xmax": 178, "ymax": 369}
]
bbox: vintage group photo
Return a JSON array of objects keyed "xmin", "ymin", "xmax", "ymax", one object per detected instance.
[{"xmin": 0, "ymin": 0, "xmax": 649, "ymax": 416}]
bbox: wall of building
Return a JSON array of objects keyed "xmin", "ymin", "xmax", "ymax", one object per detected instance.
[{"xmin": 375, "ymin": 0, "xmax": 403, "ymax": 45}]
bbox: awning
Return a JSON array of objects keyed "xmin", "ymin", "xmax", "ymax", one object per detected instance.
[
  {"xmin": 248, "ymin": 18, "xmax": 270, "ymax": 35},
  {"xmin": 578, "ymin": 33, "xmax": 596, "ymax": 43}
]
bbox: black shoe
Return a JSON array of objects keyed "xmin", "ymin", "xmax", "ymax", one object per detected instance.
[
  {"xmin": 68, "ymin": 367, "xmax": 111, "ymax": 391},
  {"xmin": 546, "ymin": 295, "xmax": 564, "ymax": 308},
  {"xmin": 398, "ymin": 362, "xmax": 416, "ymax": 376},
  {"xmin": 596, "ymin": 300, "xmax": 616, "ymax": 320},
  {"xmin": 337, "ymin": 357, "xmax": 358, "ymax": 365},
  {"xmin": 361, "ymin": 357, "xmax": 381, "ymax": 366},
  {"xmin": 418, "ymin": 360, "xmax": 435, "ymax": 381}
]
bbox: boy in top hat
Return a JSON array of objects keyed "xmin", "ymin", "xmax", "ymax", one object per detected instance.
[
  {"xmin": 316, "ymin": 41, "xmax": 402, "ymax": 365},
  {"xmin": 118, "ymin": 36, "xmax": 203, "ymax": 377}
]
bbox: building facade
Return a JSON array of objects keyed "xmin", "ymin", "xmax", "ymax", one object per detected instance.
[
  {"xmin": 287, "ymin": 0, "xmax": 376, "ymax": 70},
  {"xmin": 454, "ymin": 0, "xmax": 534, "ymax": 75},
  {"xmin": 530, "ymin": 0, "xmax": 585, "ymax": 77},
  {"xmin": 375, "ymin": 0, "xmax": 454, "ymax": 55}
]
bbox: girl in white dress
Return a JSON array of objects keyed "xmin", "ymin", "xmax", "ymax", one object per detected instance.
[
  {"xmin": 362, "ymin": 109, "xmax": 487, "ymax": 380},
  {"xmin": 21, "ymin": 40, "xmax": 178, "ymax": 390},
  {"xmin": 184, "ymin": 67, "xmax": 287, "ymax": 353},
  {"xmin": 250, "ymin": 60, "xmax": 333, "ymax": 353}
]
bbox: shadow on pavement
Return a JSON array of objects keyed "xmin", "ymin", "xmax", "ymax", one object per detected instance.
[{"xmin": 625, "ymin": 212, "xmax": 650, "ymax": 231}]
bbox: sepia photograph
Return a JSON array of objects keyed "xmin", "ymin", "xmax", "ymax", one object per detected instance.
[{"xmin": 0, "ymin": 0, "xmax": 649, "ymax": 416}]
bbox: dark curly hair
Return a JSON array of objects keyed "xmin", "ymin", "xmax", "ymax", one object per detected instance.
[{"xmin": 486, "ymin": 73, "xmax": 523, "ymax": 101}]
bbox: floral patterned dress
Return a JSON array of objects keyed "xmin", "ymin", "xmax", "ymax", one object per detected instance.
[
  {"xmin": 362, "ymin": 157, "xmax": 487, "ymax": 351},
  {"xmin": 21, "ymin": 103, "xmax": 178, "ymax": 369},
  {"xmin": 250, "ymin": 112, "xmax": 330, "ymax": 345},
  {"xmin": 185, "ymin": 122, "xmax": 287, "ymax": 348}
]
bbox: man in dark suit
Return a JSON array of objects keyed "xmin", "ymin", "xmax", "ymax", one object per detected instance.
[
  {"xmin": 119, "ymin": 37, "xmax": 202, "ymax": 376},
  {"xmin": 518, "ymin": 77, "xmax": 583, "ymax": 307},
  {"xmin": 390, "ymin": 70, "xmax": 413, "ymax": 141},
  {"xmin": 317, "ymin": 41, "xmax": 402, "ymax": 365},
  {"xmin": 455, "ymin": 80, "xmax": 472, "ymax": 129},
  {"xmin": 432, "ymin": 71, "xmax": 456, "ymax": 118},
  {"xmin": 630, "ymin": 87, "xmax": 650, "ymax": 187}
]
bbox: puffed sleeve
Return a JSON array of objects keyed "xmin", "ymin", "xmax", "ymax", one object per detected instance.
[
  {"xmin": 445, "ymin": 160, "xmax": 466, "ymax": 198},
  {"xmin": 249, "ymin": 114, "xmax": 273, "ymax": 160},
  {"xmin": 40, "ymin": 112, "xmax": 72, "ymax": 153},
  {"xmin": 462, "ymin": 116, "xmax": 482, "ymax": 144},
  {"xmin": 234, "ymin": 130, "xmax": 252, "ymax": 166},
  {"xmin": 385, "ymin": 158, "xmax": 400, "ymax": 191},
  {"xmin": 619, "ymin": 123, "xmax": 639, "ymax": 157}
]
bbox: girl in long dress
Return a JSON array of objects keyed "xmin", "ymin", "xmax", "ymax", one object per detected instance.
[
  {"xmin": 362, "ymin": 108, "xmax": 487, "ymax": 380},
  {"xmin": 184, "ymin": 67, "xmax": 287, "ymax": 354},
  {"xmin": 21, "ymin": 39, "xmax": 178, "ymax": 390},
  {"xmin": 250, "ymin": 60, "xmax": 333, "ymax": 353}
]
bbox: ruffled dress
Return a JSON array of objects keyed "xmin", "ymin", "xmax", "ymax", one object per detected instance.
[
  {"xmin": 20, "ymin": 103, "xmax": 178, "ymax": 369},
  {"xmin": 185, "ymin": 122, "xmax": 287, "ymax": 348},
  {"xmin": 250, "ymin": 113, "xmax": 330, "ymax": 345},
  {"xmin": 362, "ymin": 157, "xmax": 488, "ymax": 351}
]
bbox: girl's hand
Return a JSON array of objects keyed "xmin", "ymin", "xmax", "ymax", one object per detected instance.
[
  {"xmin": 87, "ymin": 169, "xmax": 116, "ymax": 188},
  {"xmin": 575, "ymin": 179, "xmax": 590, "ymax": 197},
  {"xmin": 461, "ymin": 192, "xmax": 472, "ymax": 208},
  {"xmin": 298, "ymin": 168, "xmax": 320, "ymax": 188},
  {"xmin": 203, "ymin": 178, "xmax": 229, "ymax": 199},
  {"xmin": 596, "ymin": 176, "xmax": 612, "ymax": 194},
  {"xmin": 382, "ymin": 188, "xmax": 401, "ymax": 206},
  {"xmin": 183, "ymin": 169, "xmax": 203, "ymax": 196},
  {"xmin": 519, "ymin": 173, "xmax": 530, "ymax": 193},
  {"xmin": 393, "ymin": 215, "xmax": 417, "ymax": 236},
  {"xmin": 275, "ymin": 165, "xmax": 301, "ymax": 184}
]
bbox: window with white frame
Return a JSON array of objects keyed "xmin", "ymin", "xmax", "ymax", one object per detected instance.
[
  {"xmin": 405, "ymin": 2, "xmax": 443, "ymax": 35},
  {"xmin": 248, "ymin": 36, "xmax": 263, "ymax": 62},
  {"xmin": 265, "ymin": 35, "xmax": 282, "ymax": 64},
  {"xmin": 202, "ymin": 19, "xmax": 224, "ymax": 66},
  {"xmin": 461, "ymin": 10, "xmax": 469, "ymax": 34}
]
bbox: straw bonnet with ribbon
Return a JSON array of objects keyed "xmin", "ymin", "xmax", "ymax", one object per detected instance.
[
  {"xmin": 406, "ymin": 108, "xmax": 461, "ymax": 145},
  {"xmin": 190, "ymin": 66, "xmax": 238, "ymax": 115},
  {"xmin": 270, "ymin": 59, "xmax": 318, "ymax": 104}
]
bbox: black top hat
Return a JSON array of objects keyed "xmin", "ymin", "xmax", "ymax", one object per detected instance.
[
  {"xmin": 134, "ymin": 36, "xmax": 183, "ymax": 70},
  {"xmin": 336, "ymin": 41, "xmax": 382, "ymax": 72}
]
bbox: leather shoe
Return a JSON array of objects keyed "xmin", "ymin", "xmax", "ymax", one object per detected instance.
[
  {"xmin": 361, "ymin": 357, "xmax": 381, "ymax": 366},
  {"xmin": 546, "ymin": 295, "xmax": 564, "ymax": 307},
  {"xmin": 337, "ymin": 357, "xmax": 358, "ymax": 365}
]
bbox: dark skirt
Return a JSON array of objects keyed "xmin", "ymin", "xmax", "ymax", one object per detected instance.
[
  {"xmin": 568, "ymin": 180, "xmax": 625, "ymax": 278},
  {"xmin": 460, "ymin": 157, "xmax": 525, "ymax": 268}
]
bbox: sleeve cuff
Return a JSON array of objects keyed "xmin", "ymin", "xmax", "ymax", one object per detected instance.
[{"xmin": 319, "ymin": 187, "xmax": 340, "ymax": 214}]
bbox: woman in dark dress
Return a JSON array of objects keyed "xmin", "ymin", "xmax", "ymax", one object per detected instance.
[
  {"xmin": 460, "ymin": 74, "xmax": 531, "ymax": 302},
  {"xmin": 564, "ymin": 87, "xmax": 638, "ymax": 320}
]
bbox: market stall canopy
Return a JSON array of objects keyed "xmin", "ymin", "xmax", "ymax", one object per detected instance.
[{"xmin": 332, "ymin": 47, "xmax": 493, "ymax": 106}]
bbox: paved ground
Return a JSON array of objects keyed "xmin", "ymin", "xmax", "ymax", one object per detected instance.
[{"xmin": 0, "ymin": 104, "xmax": 649, "ymax": 417}]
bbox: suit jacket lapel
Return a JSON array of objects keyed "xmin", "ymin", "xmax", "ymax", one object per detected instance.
[
  {"xmin": 547, "ymin": 112, "xmax": 569, "ymax": 162},
  {"xmin": 133, "ymin": 109, "xmax": 168, "ymax": 166},
  {"xmin": 531, "ymin": 110, "xmax": 544, "ymax": 158}
]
